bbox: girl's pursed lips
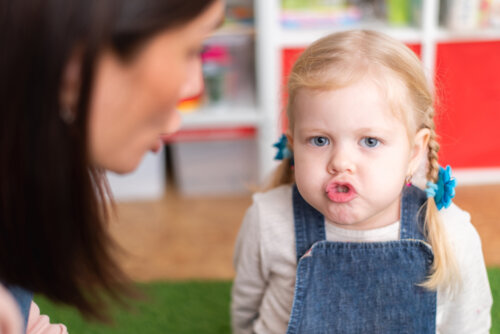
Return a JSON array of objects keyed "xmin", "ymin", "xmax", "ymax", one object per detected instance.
[{"xmin": 325, "ymin": 181, "xmax": 358, "ymax": 203}]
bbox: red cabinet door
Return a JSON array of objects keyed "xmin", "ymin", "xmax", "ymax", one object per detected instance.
[{"xmin": 435, "ymin": 41, "xmax": 500, "ymax": 168}]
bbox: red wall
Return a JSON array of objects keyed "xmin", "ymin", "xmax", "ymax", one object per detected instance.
[
  {"xmin": 435, "ymin": 41, "xmax": 500, "ymax": 168},
  {"xmin": 281, "ymin": 48, "xmax": 304, "ymax": 131}
]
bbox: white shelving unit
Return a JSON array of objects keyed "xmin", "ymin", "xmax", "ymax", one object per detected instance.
[
  {"xmin": 279, "ymin": 25, "xmax": 422, "ymax": 46},
  {"xmin": 171, "ymin": 1, "xmax": 278, "ymax": 184},
  {"xmin": 435, "ymin": 27, "xmax": 500, "ymax": 42},
  {"xmin": 181, "ymin": 106, "xmax": 261, "ymax": 129}
]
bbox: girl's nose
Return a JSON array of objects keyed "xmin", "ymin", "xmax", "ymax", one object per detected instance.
[{"xmin": 327, "ymin": 145, "xmax": 355, "ymax": 175}]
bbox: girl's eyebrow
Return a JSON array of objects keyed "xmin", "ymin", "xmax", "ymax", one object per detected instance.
[
  {"xmin": 296, "ymin": 127, "xmax": 328, "ymax": 134},
  {"xmin": 356, "ymin": 126, "xmax": 392, "ymax": 134}
]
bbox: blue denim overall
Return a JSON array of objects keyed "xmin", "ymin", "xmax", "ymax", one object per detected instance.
[
  {"xmin": 286, "ymin": 185, "xmax": 436, "ymax": 334},
  {"xmin": 6, "ymin": 284, "xmax": 32, "ymax": 332}
]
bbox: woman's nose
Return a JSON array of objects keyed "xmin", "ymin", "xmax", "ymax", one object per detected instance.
[
  {"xmin": 179, "ymin": 59, "xmax": 204, "ymax": 100},
  {"xmin": 327, "ymin": 145, "xmax": 356, "ymax": 174}
]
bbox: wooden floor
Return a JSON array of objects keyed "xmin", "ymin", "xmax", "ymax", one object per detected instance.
[{"xmin": 109, "ymin": 185, "xmax": 500, "ymax": 282}]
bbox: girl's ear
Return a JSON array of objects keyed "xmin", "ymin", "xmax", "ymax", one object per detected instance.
[
  {"xmin": 408, "ymin": 128, "xmax": 430, "ymax": 174},
  {"xmin": 285, "ymin": 130, "xmax": 293, "ymax": 147}
]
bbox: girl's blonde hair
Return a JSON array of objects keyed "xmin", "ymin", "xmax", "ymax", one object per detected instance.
[{"xmin": 269, "ymin": 30, "xmax": 458, "ymax": 291}]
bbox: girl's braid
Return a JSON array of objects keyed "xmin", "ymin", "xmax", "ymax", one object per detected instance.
[
  {"xmin": 424, "ymin": 107, "xmax": 440, "ymax": 183},
  {"xmin": 421, "ymin": 105, "xmax": 460, "ymax": 293}
]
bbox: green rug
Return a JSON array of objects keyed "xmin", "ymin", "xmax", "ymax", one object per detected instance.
[
  {"xmin": 35, "ymin": 268, "xmax": 500, "ymax": 334},
  {"xmin": 491, "ymin": 267, "xmax": 500, "ymax": 333},
  {"xmin": 35, "ymin": 281, "xmax": 231, "ymax": 334}
]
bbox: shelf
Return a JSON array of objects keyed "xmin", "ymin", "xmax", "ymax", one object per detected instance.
[
  {"xmin": 180, "ymin": 105, "xmax": 261, "ymax": 129},
  {"xmin": 436, "ymin": 27, "xmax": 500, "ymax": 43},
  {"xmin": 278, "ymin": 23, "xmax": 422, "ymax": 47}
]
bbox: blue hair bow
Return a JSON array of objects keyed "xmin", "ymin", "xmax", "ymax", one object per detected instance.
[
  {"xmin": 425, "ymin": 165, "xmax": 456, "ymax": 210},
  {"xmin": 273, "ymin": 134, "xmax": 292, "ymax": 160}
]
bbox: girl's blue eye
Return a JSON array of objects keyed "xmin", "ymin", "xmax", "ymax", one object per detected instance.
[
  {"xmin": 310, "ymin": 136, "xmax": 330, "ymax": 147},
  {"xmin": 361, "ymin": 137, "xmax": 380, "ymax": 148}
]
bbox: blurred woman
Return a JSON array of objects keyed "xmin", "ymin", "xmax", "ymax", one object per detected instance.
[{"xmin": 0, "ymin": 0, "xmax": 224, "ymax": 332}]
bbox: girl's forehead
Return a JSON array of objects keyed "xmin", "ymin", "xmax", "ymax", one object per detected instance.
[
  {"xmin": 293, "ymin": 72, "xmax": 411, "ymax": 122},
  {"xmin": 291, "ymin": 82, "xmax": 412, "ymax": 138},
  {"xmin": 294, "ymin": 78, "xmax": 387, "ymax": 111}
]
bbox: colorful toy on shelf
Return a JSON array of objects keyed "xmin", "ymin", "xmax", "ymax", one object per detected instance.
[
  {"xmin": 491, "ymin": 0, "xmax": 500, "ymax": 26},
  {"xmin": 442, "ymin": 0, "xmax": 481, "ymax": 30},
  {"xmin": 226, "ymin": 0, "xmax": 254, "ymax": 24},
  {"xmin": 202, "ymin": 44, "xmax": 231, "ymax": 104},
  {"xmin": 280, "ymin": 0, "xmax": 429, "ymax": 29},
  {"xmin": 386, "ymin": 0, "xmax": 410, "ymax": 26},
  {"xmin": 281, "ymin": 0, "xmax": 362, "ymax": 29},
  {"xmin": 226, "ymin": 5, "xmax": 254, "ymax": 25},
  {"xmin": 282, "ymin": 0, "xmax": 344, "ymax": 10}
]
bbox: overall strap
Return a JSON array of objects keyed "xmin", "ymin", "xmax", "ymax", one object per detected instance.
[
  {"xmin": 292, "ymin": 184, "xmax": 325, "ymax": 262},
  {"xmin": 400, "ymin": 185, "xmax": 428, "ymax": 241},
  {"xmin": 6, "ymin": 284, "xmax": 33, "ymax": 332}
]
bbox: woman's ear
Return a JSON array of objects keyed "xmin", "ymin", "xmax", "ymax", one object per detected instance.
[
  {"xmin": 59, "ymin": 47, "xmax": 82, "ymax": 113},
  {"xmin": 408, "ymin": 128, "xmax": 430, "ymax": 174}
]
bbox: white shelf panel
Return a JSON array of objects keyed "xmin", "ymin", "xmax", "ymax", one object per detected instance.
[
  {"xmin": 180, "ymin": 106, "xmax": 261, "ymax": 129},
  {"xmin": 278, "ymin": 24, "xmax": 423, "ymax": 47},
  {"xmin": 436, "ymin": 27, "xmax": 500, "ymax": 43},
  {"xmin": 454, "ymin": 167, "xmax": 500, "ymax": 185}
]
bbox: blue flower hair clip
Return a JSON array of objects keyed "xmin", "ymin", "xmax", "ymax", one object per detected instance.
[
  {"xmin": 425, "ymin": 165, "xmax": 456, "ymax": 210},
  {"xmin": 273, "ymin": 134, "xmax": 292, "ymax": 161}
]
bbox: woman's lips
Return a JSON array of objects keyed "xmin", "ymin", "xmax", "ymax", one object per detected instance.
[
  {"xmin": 150, "ymin": 138, "xmax": 163, "ymax": 153},
  {"xmin": 160, "ymin": 133, "xmax": 176, "ymax": 143},
  {"xmin": 151, "ymin": 133, "xmax": 176, "ymax": 153},
  {"xmin": 326, "ymin": 182, "xmax": 357, "ymax": 203}
]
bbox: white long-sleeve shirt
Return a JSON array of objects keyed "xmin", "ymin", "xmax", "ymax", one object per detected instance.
[{"xmin": 231, "ymin": 185, "xmax": 492, "ymax": 334}]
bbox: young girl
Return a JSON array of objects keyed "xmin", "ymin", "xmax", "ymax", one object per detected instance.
[{"xmin": 231, "ymin": 30, "xmax": 492, "ymax": 333}]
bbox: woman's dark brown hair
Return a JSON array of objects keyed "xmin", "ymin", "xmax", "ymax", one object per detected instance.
[{"xmin": 0, "ymin": 0, "xmax": 217, "ymax": 321}]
